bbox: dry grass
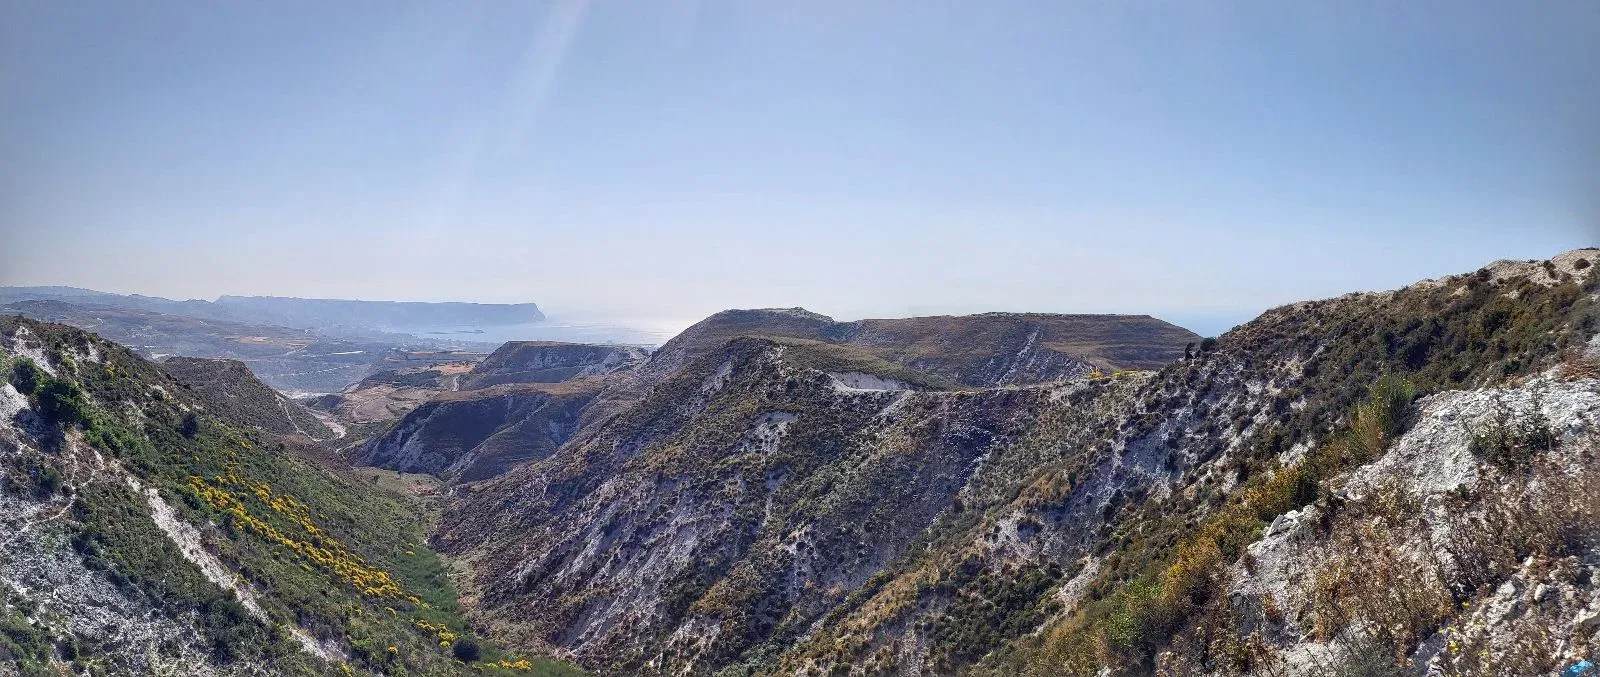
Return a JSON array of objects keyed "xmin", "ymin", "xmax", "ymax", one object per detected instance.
[
  {"xmin": 1431, "ymin": 598, "xmax": 1567, "ymax": 676},
  {"xmin": 1306, "ymin": 441, "xmax": 1599, "ymax": 676},
  {"xmin": 1307, "ymin": 517, "xmax": 1453, "ymax": 652},
  {"xmin": 1445, "ymin": 446, "xmax": 1596, "ymax": 595}
]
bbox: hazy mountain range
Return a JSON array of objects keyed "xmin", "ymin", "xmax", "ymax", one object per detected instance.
[{"xmin": 0, "ymin": 286, "xmax": 543, "ymax": 336}]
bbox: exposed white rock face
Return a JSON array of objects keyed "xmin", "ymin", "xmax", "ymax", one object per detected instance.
[
  {"xmin": 433, "ymin": 251, "xmax": 1600, "ymax": 676},
  {"xmin": 700, "ymin": 357, "xmax": 737, "ymax": 397},
  {"xmin": 437, "ymin": 338, "xmax": 1057, "ymax": 673},
  {"xmin": 1345, "ymin": 377, "xmax": 1600, "ymax": 500},
  {"xmin": 132, "ymin": 475, "xmax": 268, "ymax": 619},
  {"xmin": 1216, "ymin": 374, "xmax": 1600, "ymax": 676},
  {"xmin": 2, "ymin": 325, "xmax": 57, "ymax": 376},
  {"xmin": 130, "ymin": 477, "xmax": 345, "ymax": 662},
  {"xmin": 0, "ymin": 383, "xmax": 26, "ymax": 421},
  {"xmin": 0, "ymin": 510, "xmax": 222, "ymax": 676},
  {"xmin": 0, "ymin": 418, "xmax": 225, "ymax": 673}
]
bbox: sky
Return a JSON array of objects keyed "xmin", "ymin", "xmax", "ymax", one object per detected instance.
[{"xmin": 2, "ymin": 1, "xmax": 1597, "ymax": 337}]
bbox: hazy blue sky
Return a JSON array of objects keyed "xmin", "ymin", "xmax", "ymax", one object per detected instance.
[{"xmin": 2, "ymin": 1, "xmax": 1596, "ymax": 336}]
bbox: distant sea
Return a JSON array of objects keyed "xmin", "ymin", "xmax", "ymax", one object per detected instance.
[{"xmin": 388, "ymin": 317, "xmax": 689, "ymax": 349}]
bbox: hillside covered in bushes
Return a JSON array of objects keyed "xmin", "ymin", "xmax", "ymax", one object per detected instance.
[{"xmin": 0, "ymin": 317, "xmax": 583, "ymax": 675}]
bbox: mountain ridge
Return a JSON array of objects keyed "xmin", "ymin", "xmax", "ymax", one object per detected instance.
[
  {"xmin": 351, "ymin": 309, "xmax": 1199, "ymax": 484},
  {"xmin": 635, "ymin": 308, "xmax": 1200, "ymax": 394},
  {"xmin": 424, "ymin": 247, "xmax": 1600, "ymax": 676}
]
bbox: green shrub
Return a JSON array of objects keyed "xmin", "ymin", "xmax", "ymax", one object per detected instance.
[
  {"xmin": 34, "ymin": 467, "xmax": 61, "ymax": 497},
  {"xmin": 0, "ymin": 611, "xmax": 52, "ymax": 666},
  {"xmin": 1345, "ymin": 374, "xmax": 1417, "ymax": 463},
  {"xmin": 453, "ymin": 637, "xmax": 482, "ymax": 662},
  {"xmin": 0, "ymin": 321, "xmax": 589, "ymax": 675},
  {"xmin": 179, "ymin": 411, "xmax": 201, "ymax": 438},
  {"xmin": 1468, "ymin": 393, "xmax": 1556, "ymax": 473},
  {"xmin": 9, "ymin": 358, "xmax": 44, "ymax": 395},
  {"xmin": 39, "ymin": 380, "xmax": 89, "ymax": 427}
]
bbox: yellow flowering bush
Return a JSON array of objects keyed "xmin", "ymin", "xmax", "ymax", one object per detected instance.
[{"xmin": 187, "ymin": 467, "xmax": 417, "ymax": 602}]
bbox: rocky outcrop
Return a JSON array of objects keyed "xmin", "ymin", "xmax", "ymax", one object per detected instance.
[
  {"xmin": 348, "ymin": 341, "xmax": 650, "ymax": 479},
  {"xmin": 1208, "ymin": 373, "xmax": 1600, "ymax": 676},
  {"xmin": 355, "ymin": 310, "xmax": 1192, "ymax": 487}
]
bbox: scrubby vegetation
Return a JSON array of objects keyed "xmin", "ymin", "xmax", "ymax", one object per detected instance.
[
  {"xmin": 1467, "ymin": 393, "xmax": 1557, "ymax": 473},
  {"xmin": 10, "ymin": 357, "xmax": 93, "ymax": 430},
  {"xmin": 160, "ymin": 356, "xmax": 333, "ymax": 439},
  {"xmin": 1431, "ymin": 456, "xmax": 1600, "ymax": 675},
  {"xmin": 988, "ymin": 267, "xmax": 1599, "ymax": 675},
  {"xmin": 0, "ymin": 589, "xmax": 57, "ymax": 676},
  {"xmin": 652, "ymin": 308, "xmax": 1197, "ymax": 390},
  {"xmin": 1255, "ymin": 402, "xmax": 1590, "ymax": 677},
  {"xmin": 781, "ymin": 261, "xmax": 1599, "ymax": 677},
  {"xmin": 1014, "ymin": 376, "xmax": 1418, "ymax": 675},
  {"xmin": 0, "ymin": 317, "xmax": 583, "ymax": 675},
  {"xmin": 72, "ymin": 480, "xmax": 296, "ymax": 666}
]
